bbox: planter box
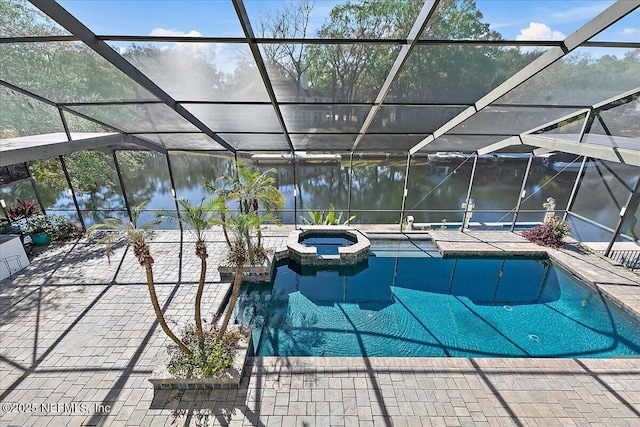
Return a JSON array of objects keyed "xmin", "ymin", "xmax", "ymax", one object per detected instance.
[
  {"xmin": 149, "ymin": 328, "xmax": 252, "ymax": 390},
  {"xmin": 218, "ymin": 259, "xmax": 273, "ymax": 283}
]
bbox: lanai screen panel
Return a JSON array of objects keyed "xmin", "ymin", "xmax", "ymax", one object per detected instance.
[
  {"xmin": 448, "ymin": 107, "xmax": 588, "ymax": 136},
  {"xmin": 220, "ymin": 133, "xmax": 291, "ymax": 151},
  {"xmin": 183, "ymin": 104, "xmax": 283, "ymax": 133},
  {"xmin": 120, "ymin": 42, "xmax": 270, "ymax": 102},
  {"xmin": 387, "ymin": 45, "xmax": 551, "ymax": 105},
  {"xmin": 1, "ymin": 0, "xmax": 70, "ymax": 36},
  {"xmin": 0, "ymin": 42, "xmax": 157, "ymax": 103},
  {"xmin": 368, "ymin": 106, "xmax": 468, "ymax": 134},
  {"xmin": 355, "ymin": 134, "xmax": 426, "ymax": 151},
  {"xmin": 420, "ymin": 0, "xmax": 609, "ymax": 41},
  {"xmin": 66, "ymin": 104, "xmax": 202, "ymax": 133},
  {"xmin": 137, "ymin": 133, "xmax": 228, "ymax": 151},
  {"xmin": 0, "ymin": 0, "xmax": 638, "ymax": 157},
  {"xmin": 497, "ymin": 48, "xmax": 640, "ymax": 107},
  {"xmin": 1, "ymin": 87, "xmax": 65, "ymax": 138},
  {"xmin": 245, "ymin": 0, "xmax": 424, "ymax": 40}
]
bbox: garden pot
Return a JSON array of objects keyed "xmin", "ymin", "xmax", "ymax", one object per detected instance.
[{"xmin": 31, "ymin": 232, "xmax": 51, "ymax": 246}]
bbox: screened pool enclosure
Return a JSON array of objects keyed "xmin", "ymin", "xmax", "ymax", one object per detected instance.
[{"xmin": 1, "ymin": 0, "xmax": 639, "ymax": 255}]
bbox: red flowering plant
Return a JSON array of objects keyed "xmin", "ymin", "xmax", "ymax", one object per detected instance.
[
  {"xmin": 8, "ymin": 198, "xmax": 39, "ymax": 221},
  {"xmin": 522, "ymin": 216, "xmax": 572, "ymax": 248}
]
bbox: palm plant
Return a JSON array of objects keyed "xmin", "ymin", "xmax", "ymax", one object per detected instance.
[
  {"xmin": 208, "ymin": 162, "xmax": 285, "ymax": 247},
  {"xmin": 217, "ymin": 211, "xmax": 257, "ymax": 338},
  {"xmin": 88, "ymin": 201, "xmax": 192, "ymax": 356},
  {"xmin": 205, "ymin": 162, "xmax": 285, "ymax": 337},
  {"xmin": 211, "ymin": 190, "xmax": 233, "ymax": 249},
  {"xmin": 233, "ymin": 162, "xmax": 285, "ymax": 215},
  {"xmin": 301, "ymin": 204, "xmax": 356, "ymax": 225},
  {"xmin": 158, "ymin": 197, "xmax": 216, "ymax": 349}
]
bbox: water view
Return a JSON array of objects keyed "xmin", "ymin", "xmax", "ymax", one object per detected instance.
[{"xmin": 2, "ymin": 151, "xmax": 638, "ymax": 242}]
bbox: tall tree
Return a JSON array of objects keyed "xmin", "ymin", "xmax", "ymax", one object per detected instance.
[{"xmin": 259, "ymin": 0, "xmax": 315, "ymax": 99}]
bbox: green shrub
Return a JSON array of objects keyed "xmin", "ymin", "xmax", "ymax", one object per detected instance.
[
  {"xmin": 167, "ymin": 321, "xmax": 246, "ymax": 379},
  {"xmin": 21, "ymin": 213, "xmax": 83, "ymax": 241},
  {"xmin": 301, "ymin": 204, "xmax": 356, "ymax": 225}
]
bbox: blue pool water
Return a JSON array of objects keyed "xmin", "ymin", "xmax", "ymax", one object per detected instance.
[
  {"xmin": 238, "ymin": 241, "xmax": 640, "ymax": 358},
  {"xmin": 300, "ymin": 233, "xmax": 355, "ymax": 256}
]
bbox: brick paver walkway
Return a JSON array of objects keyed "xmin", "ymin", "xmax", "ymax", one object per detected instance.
[{"xmin": 1, "ymin": 229, "xmax": 639, "ymax": 426}]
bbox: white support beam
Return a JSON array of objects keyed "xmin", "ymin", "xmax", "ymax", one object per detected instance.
[
  {"xmin": 476, "ymin": 136, "xmax": 522, "ymax": 156},
  {"xmin": 532, "ymin": 147, "xmax": 556, "ymax": 156},
  {"xmin": 0, "ymin": 134, "xmax": 154, "ymax": 167},
  {"xmin": 409, "ymin": 0, "xmax": 640, "ymax": 155},
  {"xmin": 593, "ymin": 86, "xmax": 640, "ymax": 110},
  {"xmin": 525, "ymin": 109, "xmax": 590, "ymax": 135},
  {"xmin": 522, "ymin": 135, "xmax": 640, "ymax": 167}
]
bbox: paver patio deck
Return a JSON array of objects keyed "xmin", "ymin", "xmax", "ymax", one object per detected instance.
[{"xmin": 1, "ymin": 228, "xmax": 639, "ymax": 426}]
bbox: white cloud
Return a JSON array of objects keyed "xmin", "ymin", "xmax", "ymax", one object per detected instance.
[
  {"xmin": 149, "ymin": 28, "xmax": 202, "ymax": 38},
  {"xmin": 516, "ymin": 22, "xmax": 566, "ymax": 41},
  {"xmin": 148, "ymin": 27, "xmax": 206, "ymax": 55},
  {"xmin": 621, "ymin": 28, "xmax": 639, "ymax": 36}
]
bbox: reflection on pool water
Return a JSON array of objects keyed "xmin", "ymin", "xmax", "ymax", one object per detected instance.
[{"xmin": 238, "ymin": 241, "xmax": 640, "ymax": 358}]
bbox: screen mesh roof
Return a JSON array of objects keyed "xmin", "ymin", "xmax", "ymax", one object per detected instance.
[{"xmin": 1, "ymin": 0, "xmax": 639, "ymax": 163}]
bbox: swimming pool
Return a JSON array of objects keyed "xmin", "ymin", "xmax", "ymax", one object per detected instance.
[{"xmin": 238, "ymin": 240, "xmax": 640, "ymax": 358}]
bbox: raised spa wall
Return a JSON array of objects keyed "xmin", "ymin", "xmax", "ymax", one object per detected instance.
[{"xmin": 286, "ymin": 226, "xmax": 370, "ymax": 266}]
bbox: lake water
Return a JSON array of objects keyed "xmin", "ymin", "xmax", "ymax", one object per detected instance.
[{"xmin": 3, "ymin": 151, "xmax": 638, "ymax": 242}]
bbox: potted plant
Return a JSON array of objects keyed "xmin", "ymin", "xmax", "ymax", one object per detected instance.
[
  {"xmin": 90, "ymin": 201, "xmax": 249, "ymax": 388},
  {"xmin": 7, "ymin": 198, "xmax": 39, "ymax": 221},
  {"xmin": 88, "ymin": 201, "xmax": 191, "ymax": 355},
  {"xmin": 23, "ymin": 213, "xmax": 53, "ymax": 245},
  {"xmin": 206, "ymin": 162, "xmax": 284, "ymax": 284},
  {"xmin": 2, "ymin": 198, "xmax": 38, "ymax": 238}
]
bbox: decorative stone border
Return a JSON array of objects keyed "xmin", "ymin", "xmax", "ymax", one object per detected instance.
[
  {"xmin": 286, "ymin": 226, "xmax": 370, "ymax": 266},
  {"xmin": 149, "ymin": 328, "xmax": 251, "ymax": 390},
  {"xmin": 218, "ymin": 259, "xmax": 272, "ymax": 283}
]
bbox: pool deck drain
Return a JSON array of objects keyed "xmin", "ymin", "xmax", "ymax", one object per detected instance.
[{"xmin": 1, "ymin": 227, "xmax": 639, "ymax": 426}]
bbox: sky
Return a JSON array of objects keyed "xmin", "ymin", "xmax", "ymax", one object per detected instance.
[
  {"xmin": 53, "ymin": 0, "xmax": 639, "ymax": 71},
  {"xmin": 54, "ymin": 0, "xmax": 639, "ymax": 40}
]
